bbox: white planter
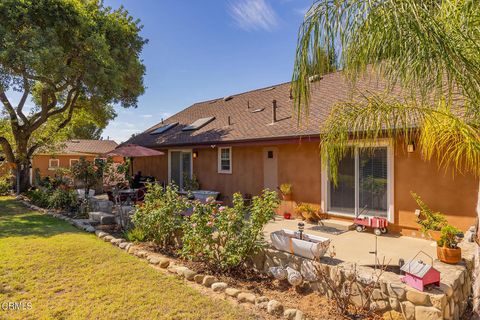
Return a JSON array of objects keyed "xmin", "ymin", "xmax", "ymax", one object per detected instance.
[
  {"xmin": 270, "ymin": 229, "xmax": 331, "ymax": 260},
  {"xmin": 192, "ymin": 190, "xmax": 220, "ymax": 202}
]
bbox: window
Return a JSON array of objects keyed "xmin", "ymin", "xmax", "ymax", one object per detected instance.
[
  {"xmin": 69, "ymin": 159, "xmax": 79, "ymax": 168},
  {"xmin": 49, "ymin": 159, "xmax": 60, "ymax": 170},
  {"xmin": 324, "ymin": 143, "xmax": 393, "ymax": 220},
  {"xmin": 218, "ymin": 147, "xmax": 232, "ymax": 174}
]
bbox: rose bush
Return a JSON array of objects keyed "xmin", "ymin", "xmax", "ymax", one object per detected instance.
[{"xmin": 181, "ymin": 190, "xmax": 279, "ymax": 272}]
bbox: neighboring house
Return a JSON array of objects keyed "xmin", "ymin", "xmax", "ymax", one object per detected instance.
[
  {"xmin": 32, "ymin": 139, "xmax": 121, "ymax": 180},
  {"xmin": 127, "ymin": 70, "xmax": 478, "ymax": 237}
]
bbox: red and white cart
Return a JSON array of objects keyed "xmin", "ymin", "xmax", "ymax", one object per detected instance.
[{"xmin": 354, "ymin": 216, "xmax": 389, "ymax": 236}]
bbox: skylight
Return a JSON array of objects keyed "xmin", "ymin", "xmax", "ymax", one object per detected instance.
[
  {"xmin": 150, "ymin": 122, "xmax": 178, "ymax": 135},
  {"xmin": 182, "ymin": 117, "xmax": 215, "ymax": 131}
]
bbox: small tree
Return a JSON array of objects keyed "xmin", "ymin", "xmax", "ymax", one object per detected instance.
[{"xmin": 70, "ymin": 158, "xmax": 103, "ymax": 198}]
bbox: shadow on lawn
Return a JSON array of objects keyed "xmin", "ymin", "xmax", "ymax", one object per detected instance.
[{"xmin": 0, "ymin": 197, "xmax": 81, "ymax": 238}]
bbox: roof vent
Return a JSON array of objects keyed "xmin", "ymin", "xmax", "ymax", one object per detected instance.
[
  {"xmin": 150, "ymin": 122, "xmax": 178, "ymax": 135},
  {"xmin": 309, "ymin": 74, "xmax": 322, "ymax": 82},
  {"xmin": 223, "ymin": 96, "xmax": 233, "ymax": 102},
  {"xmin": 182, "ymin": 117, "xmax": 215, "ymax": 131},
  {"xmin": 262, "ymin": 86, "xmax": 276, "ymax": 92},
  {"xmin": 209, "ymin": 99, "xmax": 219, "ymax": 104},
  {"xmin": 251, "ymin": 108, "xmax": 264, "ymax": 113}
]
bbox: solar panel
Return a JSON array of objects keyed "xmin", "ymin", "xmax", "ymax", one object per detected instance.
[
  {"xmin": 150, "ymin": 122, "xmax": 178, "ymax": 135},
  {"xmin": 182, "ymin": 117, "xmax": 215, "ymax": 131}
]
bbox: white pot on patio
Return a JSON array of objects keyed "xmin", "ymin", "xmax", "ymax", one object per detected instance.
[{"xmin": 270, "ymin": 229, "xmax": 331, "ymax": 260}]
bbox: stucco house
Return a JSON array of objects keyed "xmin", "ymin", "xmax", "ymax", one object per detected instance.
[
  {"xmin": 127, "ymin": 70, "xmax": 478, "ymax": 237},
  {"xmin": 32, "ymin": 139, "xmax": 121, "ymax": 180}
]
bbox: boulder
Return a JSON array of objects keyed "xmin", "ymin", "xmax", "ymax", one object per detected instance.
[
  {"xmin": 225, "ymin": 288, "xmax": 241, "ymax": 297},
  {"xmin": 202, "ymin": 275, "xmax": 217, "ymax": 287},
  {"xmin": 400, "ymin": 301, "xmax": 415, "ymax": 320},
  {"xmin": 95, "ymin": 230, "xmax": 107, "ymax": 238},
  {"xmin": 110, "ymin": 238, "xmax": 124, "ymax": 246},
  {"xmin": 237, "ymin": 292, "xmax": 256, "ymax": 304},
  {"xmin": 429, "ymin": 293, "xmax": 447, "ymax": 311},
  {"xmin": 414, "ymin": 306, "xmax": 442, "ymax": 320},
  {"xmin": 88, "ymin": 211, "xmax": 116, "ymax": 225},
  {"xmin": 147, "ymin": 256, "xmax": 162, "ymax": 265},
  {"xmin": 194, "ymin": 275, "xmax": 205, "ymax": 284},
  {"xmin": 211, "ymin": 282, "xmax": 228, "ymax": 292},
  {"xmin": 267, "ymin": 300, "xmax": 283, "ymax": 316},
  {"xmin": 295, "ymin": 310, "xmax": 305, "ymax": 320},
  {"xmin": 103, "ymin": 235, "xmax": 114, "ymax": 242},
  {"xmin": 406, "ymin": 289, "xmax": 431, "ymax": 306},
  {"xmin": 370, "ymin": 300, "xmax": 389, "ymax": 312},
  {"xmin": 118, "ymin": 242, "xmax": 129, "ymax": 250},
  {"xmin": 158, "ymin": 258, "xmax": 170, "ymax": 268},
  {"xmin": 387, "ymin": 283, "xmax": 406, "ymax": 300},
  {"xmin": 284, "ymin": 309, "xmax": 298, "ymax": 320}
]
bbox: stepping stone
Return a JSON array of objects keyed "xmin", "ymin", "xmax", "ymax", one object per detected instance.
[{"xmin": 88, "ymin": 211, "xmax": 116, "ymax": 225}]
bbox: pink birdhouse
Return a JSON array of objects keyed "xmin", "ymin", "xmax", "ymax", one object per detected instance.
[{"xmin": 400, "ymin": 259, "xmax": 440, "ymax": 292}]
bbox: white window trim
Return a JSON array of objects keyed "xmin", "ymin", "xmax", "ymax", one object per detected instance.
[
  {"xmin": 217, "ymin": 147, "xmax": 232, "ymax": 174},
  {"xmin": 321, "ymin": 139, "xmax": 394, "ymax": 222},
  {"xmin": 48, "ymin": 159, "xmax": 60, "ymax": 170},
  {"xmin": 69, "ymin": 159, "xmax": 79, "ymax": 167},
  {"xmin": 167, "ymin": 149, "xmax": 193, "ymax": 190}
]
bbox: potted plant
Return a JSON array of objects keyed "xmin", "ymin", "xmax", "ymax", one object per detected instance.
[
  {"xmin": 295, "ymin": 203, "xmax": 319, "ymax": 222},
  {"xmin": 437, "ymin": 225, "xmax": 463, "ymax": 264},
  {"xmin": 279, "ymin": 183, "xmax": 292, "ymax": 201},
  {"xmin": 411, "ymin": 192, "xmax": 447, "ymax": 240}
]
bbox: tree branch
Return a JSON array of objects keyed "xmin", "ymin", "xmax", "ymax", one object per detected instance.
[
  {"xmin": 0, "ymin": 136, "xmax": 15, "ymax": 163},
  {"xmin": 16, "ymin": 77, "xmax": 30, "ymax": 126},
  {"xmin": 0, "ymin": 90, "xmax": 19, "ymax": 126}
]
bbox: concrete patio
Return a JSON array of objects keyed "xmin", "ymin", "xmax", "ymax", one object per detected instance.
[{"xmin": 264, "ymin": 216, "xmax": 438, "ymax": 266}]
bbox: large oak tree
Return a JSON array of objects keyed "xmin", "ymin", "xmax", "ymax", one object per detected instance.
[{"xmin": 0, "ymin": 0, "xmax": 146, "ymax": 191}]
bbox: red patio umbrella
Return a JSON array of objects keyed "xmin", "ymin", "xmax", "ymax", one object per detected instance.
[{"xmin": 103, "ymin": 144, "xmax": 165, "ymax": 176}]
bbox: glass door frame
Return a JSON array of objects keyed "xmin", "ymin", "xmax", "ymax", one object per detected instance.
[
  {"xmin": 321, "ymin": 139, "xmax": 394, "ymax": 222},
  {"xmin": 168, "ymin": 149, "xmax": 193, "ymax": 191}
]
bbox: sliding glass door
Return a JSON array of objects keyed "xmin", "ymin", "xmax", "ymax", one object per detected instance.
[
  {"xmin": 327, "ymin": 146, "xmax": 390, "ymax": 218},
  {"xmin": 169, "ymin": 150, "xmax": 192, "ymax": 190}
]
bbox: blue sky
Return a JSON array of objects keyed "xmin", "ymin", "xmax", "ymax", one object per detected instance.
[{"xmin": 102, "ymin": 0, "xmax": 313, "ymax": 142}]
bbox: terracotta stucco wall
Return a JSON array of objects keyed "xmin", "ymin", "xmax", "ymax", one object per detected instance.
[
  {"xmin": 131, "ymin": 151, "xmax": 168, "ymax": 183},
  {"xmin": 393, "ymin": 143, "xmax": 478, "ymax": 235},
  {"xmin": 130, "ymin": 141, "xmax": 478, "ymax": 235},
  {"xmin": 32, "ymin": 155, "xmax": 124, "ymax": 179},
  {"xmin": 192, "ymin": 146, "xmax": 264, "ymax": 203}
]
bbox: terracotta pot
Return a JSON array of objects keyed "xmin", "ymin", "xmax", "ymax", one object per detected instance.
[
  {"xmin": 282, "ymin": 193, "xmax": 292, "ymax": 201},
  {"xmin": 428, "ymin": 230, "xmax": 442, "ymax": 241},
  {"xmin": 437, "ymin": 246, "xmax": 462, "ymax": 264}
]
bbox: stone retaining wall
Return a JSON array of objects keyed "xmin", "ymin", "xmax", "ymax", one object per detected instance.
[{"xmin": 249, "ymin": 242, "xmax": 475, "ymax": 320}]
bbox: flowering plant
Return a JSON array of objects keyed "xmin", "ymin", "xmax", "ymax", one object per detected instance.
[{"xmin": 181, "ymin": 189, "xmax": 279, "ymax": 271}]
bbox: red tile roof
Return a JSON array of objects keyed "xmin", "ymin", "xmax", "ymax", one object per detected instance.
[{"xmin": 128, "ymin": 70, "xmax": 409, "ymax": 148}]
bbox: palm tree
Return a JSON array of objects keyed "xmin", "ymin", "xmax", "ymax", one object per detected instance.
[{"xmin": 292, "ymin": 0, "xmax": 480, "ymax": 314}]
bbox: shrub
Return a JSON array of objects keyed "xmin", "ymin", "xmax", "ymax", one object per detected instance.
[
  {"xmin": 132, "ymin": 184, "xmax": 190, "ymax": 247},
  {"xmin": 0, "ymin": 175, "xmax": 12, "ymax": 195},
  {"xmin": 295, "ymin": 203, "xmax": 319, "ymax": 222},
  {"xmin": 181, "ymin": 190, "xmax": 279, "ymax": 272},
  {"xmin": 124, "ymin": 226, "xmax": 147, "ymax": 243},
  {"xmin": 48, "ymin": 187, "xmax": 78, "ymax": 211},
  {"xmin": 28, "ymin": 189, "xmax": 51, "ymax": 208},
  {"xmin": 411, "ymin": 192, "xmax": 447, "ymax": 235},
  {"xmin": 438, "ymin": 225, "xmax": 462, "ymax": 248}
]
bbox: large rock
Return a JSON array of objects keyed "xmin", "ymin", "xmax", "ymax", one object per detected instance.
[
  {"xmin": 406, "ymin": 289, "xmax": 431, "ymax": 306},
  {"xmin": 415, "ymin": 306, "xmax": 442, "ymax": 320},
  {"xmin": 370, "ymin": 300, "xmax": 389, "ymax": 312},
  {"xmin": 211, "ymin": 282, "xmax": 228, "ymax": 292},
  {"xmin": 225, "ymin": 288, "xmax": 241, "ymax": 297},
  {"xmin": 88, "ymin": 211, "xmax": 116, "ymax": 225},
  {"xmin": 237, "ymin": 292, "xmax": 256, "ymax": 304},
  {"xmin": 267, "ymin": 300, "xmax": 283, "ymax": 316},
  {"xmin": 387, "ymin": 283, "xmax": 406, "ymax": 300},
  {"xmin": 429, "ymin": 293, "xmax": 447, "ymax": 311},
  {"xmin": 202, "ymin": 275, "xmax": 217, "ymax": 287},
  {"xmin": 400, "ymin": 301, "xmax": 415, "ymax": 320}
]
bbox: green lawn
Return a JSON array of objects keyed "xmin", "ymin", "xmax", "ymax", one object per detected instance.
[{"xmin": 0, "ymin": 197, "xmax": 251, "ymax": 320}]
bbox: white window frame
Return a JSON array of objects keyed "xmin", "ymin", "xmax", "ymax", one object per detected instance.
[
  {"xmin": 48, "ymin": 159, "xmax": 60, "ymax": 170},
  {"xmin": 321, "ymin": 139, "xmax": 394, "ymax": 222},
  {"xmin": 167, "ymin": 149, "xmax": 193, "ymax": 190},
  {"xmin": 69, "ymin": 159, "xmax": 79, "ymax": 168},
  {"xmin": 217, "ymin": 147, "xmax": 232, "ymax": 174}
]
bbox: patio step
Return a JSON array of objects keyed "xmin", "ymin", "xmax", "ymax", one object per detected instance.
[
  {"xmin": 319, "ymin": 219, "xmax": 355, "ymax": 231},
  {"xmin": 88, "ymin": 211, "xmax": 116, "ymax": 225}
]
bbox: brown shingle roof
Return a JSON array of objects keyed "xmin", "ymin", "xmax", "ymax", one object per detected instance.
[
  {"xmin": 128, "ymin": 70, "xmax": 406, "ymax": 148},
  {"xmin": 59, "ymin": 139, "xmax": 118, "ymax": 155}
]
